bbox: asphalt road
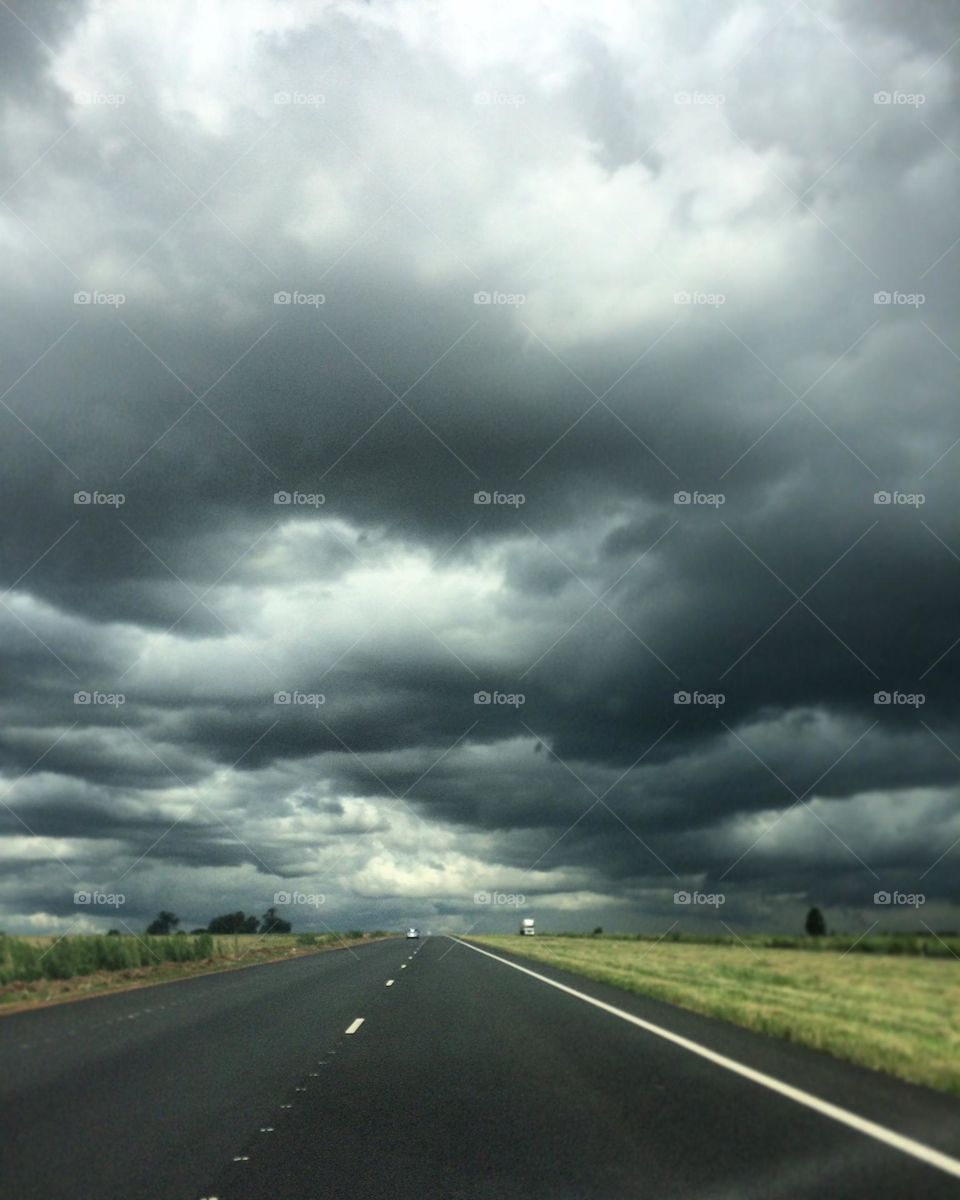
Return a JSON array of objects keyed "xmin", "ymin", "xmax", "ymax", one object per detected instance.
[{"xmin": 2, "ymin": 935, "xmax": 960, "ymax": 1199}]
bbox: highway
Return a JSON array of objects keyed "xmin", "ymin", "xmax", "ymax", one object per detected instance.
[{"xmin": 2, "ymin": 935, "xmax": 960, "ymax": 1199}]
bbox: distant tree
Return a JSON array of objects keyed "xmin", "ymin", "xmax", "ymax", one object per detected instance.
[
  {"xmin": 805, "ymin": 907, "xmax": 826, "ymax": 937},
  {"xmin": 190, "ymin": 928, "xmax": 207, "ymax": 935},
  {"xmin": 592, "ymin": 926, "xmax": 603, "ymax": 936},
  {"xmin": 146, "ymin": 911, "xmax": 180, "ymax": 936},
  {"xmin": 261, "ymin": 906, "xmax": 292, "ymax": 934},
  {"xmin": 208, "ymin": 911, "xmax": 260, "ymax": 934},
  {"xmin": 106, "ymin": 929, "xmax": 121, "ymax": 936}
]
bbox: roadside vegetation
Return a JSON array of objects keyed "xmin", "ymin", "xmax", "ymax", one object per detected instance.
[
  {"xmin": 468, "ymin": 933, "xmax": 960, "ymax": 1096},
  {"xmin": 0, "ymin": 929, "xmax": 390, "ymax": 1011},
  {"xmin": 542, "ymin": 927, "xmax": 960, "ymax": 957}
]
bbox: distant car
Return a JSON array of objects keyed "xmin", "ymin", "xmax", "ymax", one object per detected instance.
[{"xmin": 406, "ymin": 927, "xmax": 419, "ymax": 939}]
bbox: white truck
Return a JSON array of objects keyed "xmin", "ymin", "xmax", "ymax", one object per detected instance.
[{"xmin": 520, "ymin": 917, "xmax": 535, "ymax": 936}]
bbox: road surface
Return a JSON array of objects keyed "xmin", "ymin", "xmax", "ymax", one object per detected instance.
[{"xmin": 2, "ymin": 935, "xmax": 959, "ymax": 1199}]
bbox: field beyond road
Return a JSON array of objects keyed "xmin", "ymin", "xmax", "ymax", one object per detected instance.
[{"xmin": 468, "ymin": 934, "xmax": 960, "ymax": 1096}]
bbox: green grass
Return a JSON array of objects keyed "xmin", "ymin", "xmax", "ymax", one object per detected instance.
[
  {"xmin": 468, "ymin": 934, "xmax": 960, "ymax": 1096},
  {"xmin": 530, "ymin": 929, "xmax": 960, "ymax": 957},
  {"xmin": 0, "ymin": 932, "xmax": 219, "ymax": 983},
  {"xmin": 0, "ymin": 931, "xmax": 391, "ymax": 1009}
]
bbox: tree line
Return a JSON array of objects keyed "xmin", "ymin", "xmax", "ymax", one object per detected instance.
[{"xmin": 144, "ymin": 907, "xmax": 292, "ymax": 936}]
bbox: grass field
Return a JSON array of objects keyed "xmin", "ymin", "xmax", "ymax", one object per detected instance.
[
  {"xmin": 468, "ymin": 934, "xmax": 960, "ymax": 1096},
  {"xmin": 0, "ymin": 931, "xmax": 388, "ymax": 1012}
]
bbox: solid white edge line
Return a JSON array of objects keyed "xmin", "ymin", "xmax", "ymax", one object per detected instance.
[
  {"xmin": 345, "ymin": 1017, "xmax": 364, "ymax": 1035},
  {"xmin": 449, "ymin": 936, "xmax": 960, "ymax": 1181}
]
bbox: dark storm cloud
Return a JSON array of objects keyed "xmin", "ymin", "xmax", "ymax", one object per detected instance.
[{"xmin": 2, "ymin": 0, "xmax": 959, "ymax": 934}]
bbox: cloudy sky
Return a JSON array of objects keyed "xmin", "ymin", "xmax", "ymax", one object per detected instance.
[{"xmin": 2, "ymin": 0, "xmax": 959, "ymax": 939}]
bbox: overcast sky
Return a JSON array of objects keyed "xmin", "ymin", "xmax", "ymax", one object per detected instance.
[{"xmin": 2, "ymin": 0, "xmax": 959, "ymax": 939}]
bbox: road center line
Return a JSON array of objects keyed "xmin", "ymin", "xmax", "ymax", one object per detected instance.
[
  {"xmin": 449, "ymin": 937, "xmax": 960, "ymax": 1182},
  {"xmin": 345, "ymin": 1017, "xmax": 365, "ymax": 1035}
]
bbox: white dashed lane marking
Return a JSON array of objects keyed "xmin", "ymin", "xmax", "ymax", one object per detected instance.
[
  {"xmin": 386, "ymin": 979, "xmax": 394, "ymax": 986},
  {"xmin": 345, "ymin": 1017, "xmax": 365, "ymax": 1035}
]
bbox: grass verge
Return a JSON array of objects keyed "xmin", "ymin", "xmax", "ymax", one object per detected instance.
[{"xmin": 467, "ymin": 934, "xmax": 960, "ymax": 1096}]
